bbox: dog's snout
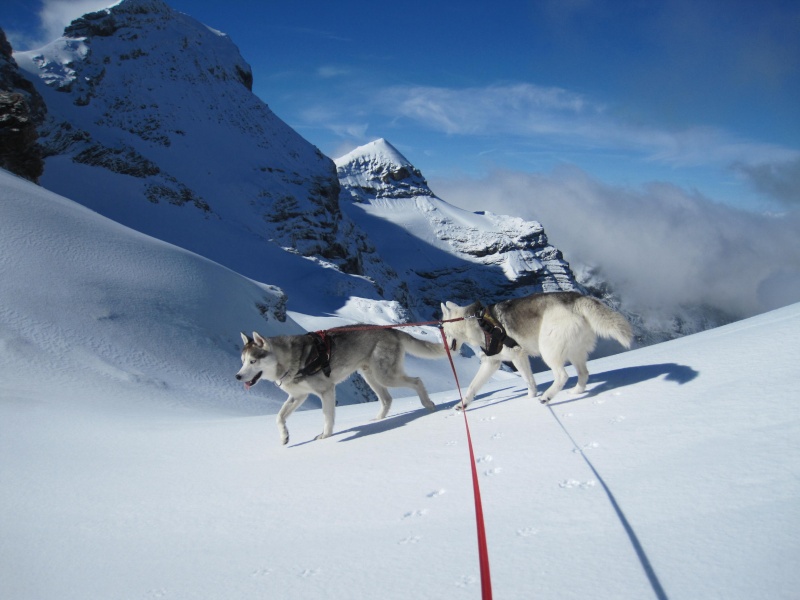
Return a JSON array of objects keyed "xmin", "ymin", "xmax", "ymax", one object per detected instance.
[{"xmin": 235, "ymin": 374, "xmax": 242, "ymax": 380}]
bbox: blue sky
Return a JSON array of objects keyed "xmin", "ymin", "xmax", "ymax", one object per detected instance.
[
  {"xmin": 3, "ymin": 0, "xmax": 799, "ymax": 215},
  {"xmin": 2, "ymin": 0, "xmax": 800, "ymax": 316}
]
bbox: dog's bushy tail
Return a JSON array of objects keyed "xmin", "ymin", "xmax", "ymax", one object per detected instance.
[
  {"xmin": 574, "ymin": 296, "xmax": 633, "ymax": 349},
  {"xmin": 398, "ymin": 330, "xmax": 447, "ymax": 358}
]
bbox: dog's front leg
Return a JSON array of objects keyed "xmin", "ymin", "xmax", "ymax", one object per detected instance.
[
  {"xmin": 316, "ymin": 387, "xmax": 336, "ymax": 440},
  {"xmin": 458, "ymin": 355, "xmax": 501, "ymax": 410},
  {"xmin": 276, "ymin": 394, "xmax": 308, "ymax": 445}
]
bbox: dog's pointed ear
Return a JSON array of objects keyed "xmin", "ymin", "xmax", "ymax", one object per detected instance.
[
  {"xmin": 440, "ymin": 302, "xmax": 450, "ymax": 318},
  {"xmin": 253, "ymin": 332, "xmax": 268, "ymax": 348},
  {"xmin": 240, "ymin": 332, "xmax": 251, "ymax": 346}
]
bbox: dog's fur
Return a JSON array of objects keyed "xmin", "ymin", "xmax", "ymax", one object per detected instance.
[
  {"xmin": 441, "ymin": 291, "xmax": 632, "ymax": 407},
  {"xmin": 237, "ymin": 326, "xmax": 445, "ymax": 445}
]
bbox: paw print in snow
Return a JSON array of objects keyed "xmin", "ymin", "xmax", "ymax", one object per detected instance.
[{"xmin": 516, "ymin": 527, "xmax": 539, "ymax": 538}]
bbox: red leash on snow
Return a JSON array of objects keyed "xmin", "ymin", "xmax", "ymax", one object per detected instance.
[
  {"xmin": 310, "ymin": 318, "xmax": 493, "ymax": 597},
  {"xmin": 439, "ymin": 325, "xmax": 493, "ymax": 600}
]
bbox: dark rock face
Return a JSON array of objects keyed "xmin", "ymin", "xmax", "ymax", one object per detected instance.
[{"xmin": 0, "ymin": 29, "xmax": 45, "ymax": 182}]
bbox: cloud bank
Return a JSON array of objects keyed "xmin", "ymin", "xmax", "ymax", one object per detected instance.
[{"xmin": 433, "ymin": 166, "xmax": 800, "ymax": 320}]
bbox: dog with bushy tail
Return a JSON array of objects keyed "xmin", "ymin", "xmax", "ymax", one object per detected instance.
[{"xmin": 441, "ymin": 291, "xmax": 632, "ymax": 407}]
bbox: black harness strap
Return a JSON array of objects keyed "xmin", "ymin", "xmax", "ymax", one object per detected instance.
[
  {"xmin": 298, "ymin": 330, "xmax": 332, "ymax": 378},
  {"xmin": 477, "ymin": 305, "xmax": 519, "ymax": 357}
]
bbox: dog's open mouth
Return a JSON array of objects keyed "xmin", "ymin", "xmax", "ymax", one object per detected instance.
[{"xmin": 244, "ymin": 371, "xmax": 262, "ymax": 390}]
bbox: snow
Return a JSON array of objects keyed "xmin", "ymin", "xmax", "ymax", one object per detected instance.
[
  {"xmin": 2, "ymin": 168, "xmax": 800, "ymax": 599},
  {"xmin": 335, "ymin": 138, "xmax": 413, "ymax": 172}
]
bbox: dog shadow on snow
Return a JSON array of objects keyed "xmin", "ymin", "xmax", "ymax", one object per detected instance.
[
  {"xmin": 320, "ymin": 363, "xmax": 697, "ymax": 443},
  {"xmin": 545, "ymin": 362, "xmax": 699, "ymax": 407},
  {"xmin": 329, "ymin": 401, "xmax": 464, "ymax": 443},
  {"xmin": 456, "ymin": 362, "xmax": 699, "ymax": 413},
  {"xmin": 328, "ymin": 388, "xmax": 524, "ymax": 443}
]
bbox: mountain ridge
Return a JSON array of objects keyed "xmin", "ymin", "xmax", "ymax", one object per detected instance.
[{"xmin": 11, "ymin": 1, "xmax": 581, "ymax": 327}]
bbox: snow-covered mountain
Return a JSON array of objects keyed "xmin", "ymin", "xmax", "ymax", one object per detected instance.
[
  {"xmin": 3, "ymin": 5, "xmax": 799, "ymax": 594},
  {"xmin": 336, "ymin": 139, "xmax": 578, "ymax": 317},
  {"xmin": 11, "ymin": 0, "xmax": 583, "ymax": 327},
  {"xmin": 8, "ymin": 0, "xmax": 742, "ymax": 351},
  {"xmin": 11, "ymin": 0, "xmax": 388, "ymax": 316}
]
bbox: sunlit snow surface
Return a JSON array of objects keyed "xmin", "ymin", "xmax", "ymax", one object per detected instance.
[{"xmin": 2, "ymin": 169, "xmax": 799, "ymax": 599}]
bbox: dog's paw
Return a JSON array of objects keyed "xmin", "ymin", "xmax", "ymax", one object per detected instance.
[
  {"xmin": 539, "ymin": 396, "xmax": 551, "ymax": 404},
  {"xmin": 314, "ymin": 432, "xmax": 330, "ymax": 441},
  {"xmin": 281, "ymin": 434, "xmax": 289, "ymax": 445}
]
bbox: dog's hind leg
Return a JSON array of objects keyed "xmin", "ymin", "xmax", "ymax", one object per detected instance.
[
  {"xmin": 539, "ymin": 346, "xmax": 570, "ymax": 403},
  {"xmin": 509, "ymin": 348, "xmax": 537, "ymax": 399},
  {"xmin": 316, "ymin": 387, "xmax": 336, "ymax": 440},
  {"xmin": 408, "ymin": 375, "xmax": 436, "ymax": 412},
  {"xmin": 375, "ymin": 369, "xmax": 436, "ymax": 413},
  {"xmin": 361, "ymin": 368, "xmax": 394, "ymax": 420},
  {"xmin": 569, "ymin": 354, "xmax": 590, "ymax": 395},
  {"xmin": 276, "ymin": 394, "xmax": 308, "ymax": 445}
]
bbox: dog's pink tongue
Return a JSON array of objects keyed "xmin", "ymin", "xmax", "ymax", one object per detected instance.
[{"xmin": 244, "ymin": 382, "xmax": 251, "ymax": 391}]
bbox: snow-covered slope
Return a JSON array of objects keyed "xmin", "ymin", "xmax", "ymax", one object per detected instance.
[
  {"xmin": 1, "ymin": 165, "xmax": 798, "ymax": 597},
  {"xmin": 0, "ymin": 168, "xmax": 297, "ymax": 414},
  {"xmin": 336, "ymin": 139, "xmax": 578, "ymax": 318}
]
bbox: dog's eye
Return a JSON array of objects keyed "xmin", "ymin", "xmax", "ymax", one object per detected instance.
[{"xmin": 249, "ymin": 359, "xmax": 256, "ymax": 364}]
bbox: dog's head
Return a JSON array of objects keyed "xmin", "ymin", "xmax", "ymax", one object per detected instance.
[
  {"xmin": 236, "ymin": 331, "xmax": 275, "ymax": 390},
  {"xmin": 440, "ymin": 300, "xmax": 483, "ymax": 351}
]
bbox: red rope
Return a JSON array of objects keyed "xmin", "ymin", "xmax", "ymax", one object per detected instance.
[
  {"xmin": 439, "ymin": 326, "xmax": 493, "ymax": 600},
  {"xmin": 321, "ymin": 317, "xmax": 465, "ymax": 332}
]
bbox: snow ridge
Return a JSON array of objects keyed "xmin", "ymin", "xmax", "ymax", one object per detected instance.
[{"xmin": 336, "ymin": 139, "xmax": 578, "ymax": 317}]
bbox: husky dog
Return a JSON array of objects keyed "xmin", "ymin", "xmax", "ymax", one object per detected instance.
[
  {"xmin": 440, "ymin": 291, "xmax": 632, "ymax": 407},
  {"xmin": 237, "ymin": 327, "xmax": 445, "ymax": 445}
]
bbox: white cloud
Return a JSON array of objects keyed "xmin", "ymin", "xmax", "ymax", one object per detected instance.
[
  {"xmin": 372, "ymin": 83, "xmax": 800, "ymax": 173},
  {"xmin": 432, "ymin": 166, "xmax": 800, "ymax": 319},
  {"xmin": 374, "ymin": 83, "xmax": 599, "ymax": 137},
  {"xmin": 38, "ymin": 0, "xmax": 119, "ymax": 42},
  {"xmin": 316, "ymin": 66, "xmax": 351, "ymax": 79}
]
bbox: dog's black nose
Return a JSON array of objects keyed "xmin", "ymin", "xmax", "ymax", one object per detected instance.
[{"xmin": 235, "ymin": 374, "xmax": 242, "ymax": 380}]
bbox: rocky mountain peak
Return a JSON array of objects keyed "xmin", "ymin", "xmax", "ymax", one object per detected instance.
[
  {"xmin": 336, "ymin": 138, "xmax": 432, "ymax": 200},
  {"xmin": 335, "ymin": 139, "xmax": 579, "ymax": 317}
]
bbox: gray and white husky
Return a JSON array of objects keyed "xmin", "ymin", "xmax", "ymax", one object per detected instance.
[
  {"xmin": 440, "ymin": 291, "xmax": 633, "ymax": 407},
  {"xmin": 237, "ymin": 327, "xmax": 445, "ymax": 445}
]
